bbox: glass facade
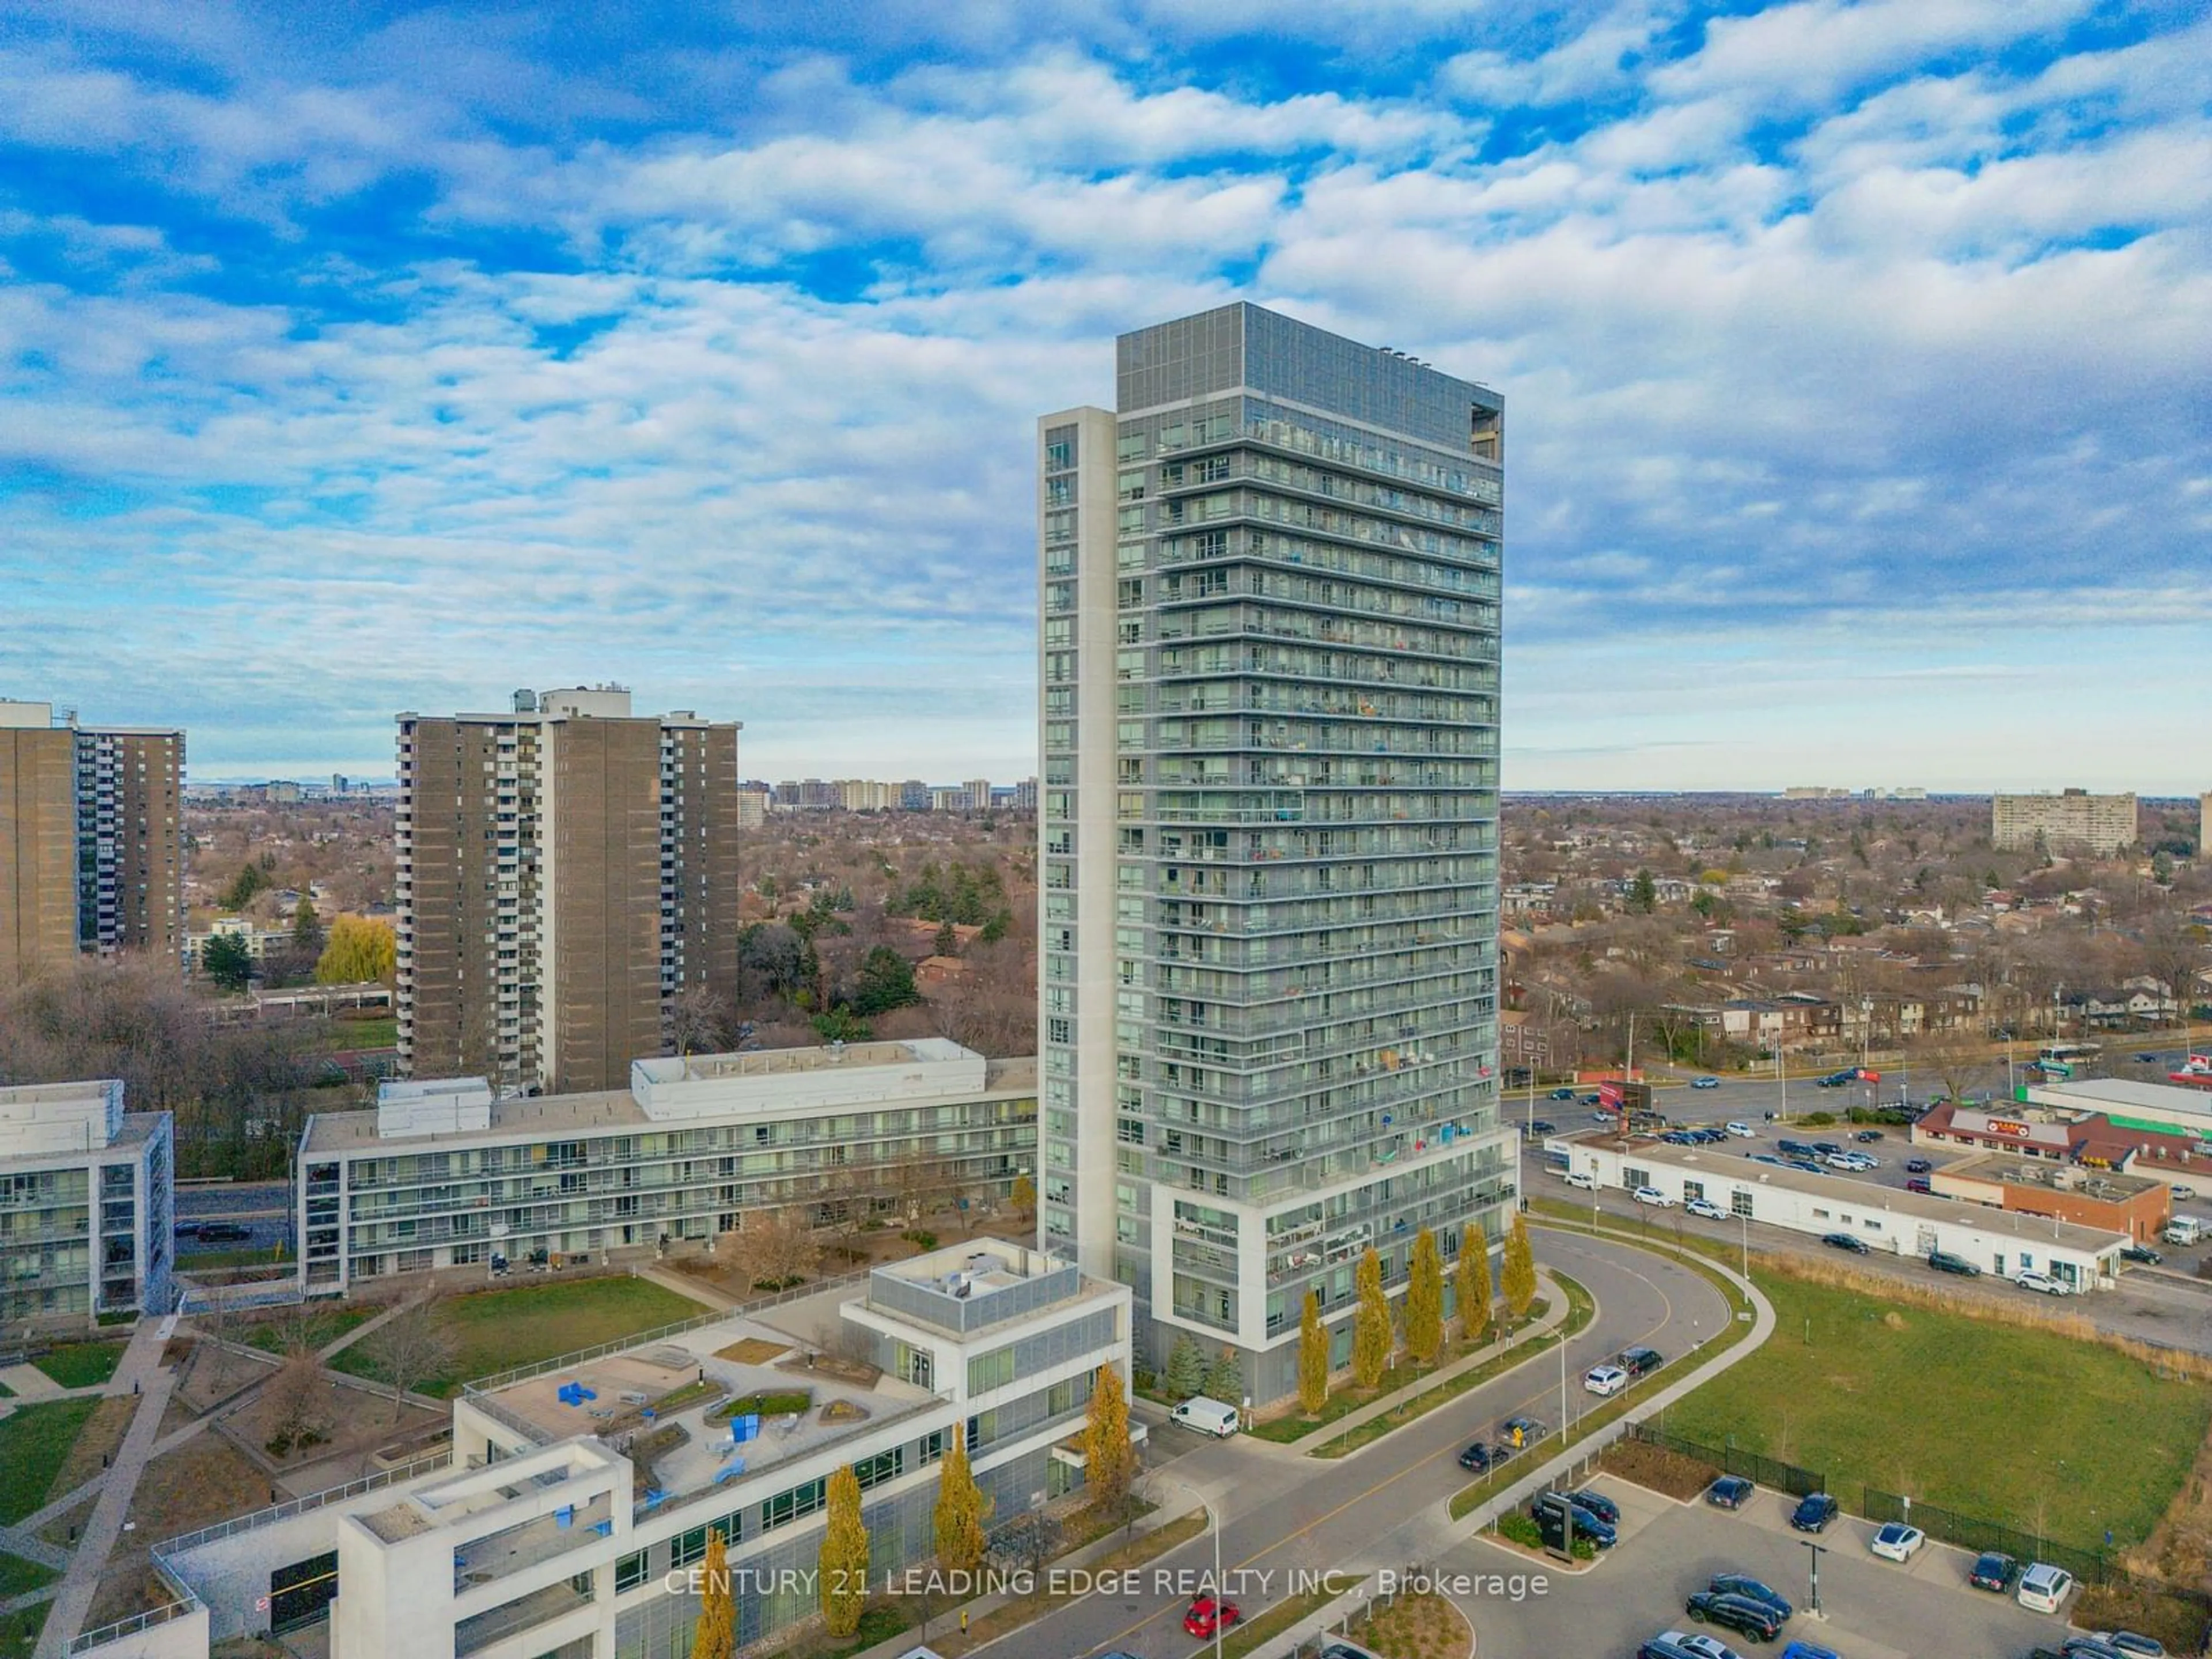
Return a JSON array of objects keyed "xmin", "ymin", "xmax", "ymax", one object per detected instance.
[{"xmin": 1041, "ymin": 303, "xmax": 1515, "ymax": 1399}]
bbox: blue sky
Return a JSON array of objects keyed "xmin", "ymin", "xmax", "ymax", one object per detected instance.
[{"xmin": 1, "ymin": 1, "xmax": 2205, "ymax": 791}]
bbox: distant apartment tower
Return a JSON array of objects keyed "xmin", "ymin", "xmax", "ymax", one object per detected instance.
[
  {"xmin": 1, "ymin": 700, "xmax": 184, "ymax": 983},
  {"xmin": 1038, "ymin": 302, "xmax": 1515, "ymax": 1402},
  {"xmin": 395, "ymin": 687, "xmax": 743, "ymax": 1096},
  {"xmin": 964, "ymin": 777, "xmax": 992, "ymax": 811},
  {"xmin": 1993, "ymin": 789, "xmax": 2139, "ymax": 856}
]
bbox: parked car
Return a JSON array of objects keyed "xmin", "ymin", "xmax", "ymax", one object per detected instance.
[
  {"xmin": 1550, "ymin": 1086, "xmax": 1580, "ymax": 1100},
  {"xmin": 1969, "ymin": 1551, "xmax": 2018, "ymax": 1592},
  {"xmin": 1748, "ymin": 1153, "xmax": 1786, "ymax": 1166},
  {"xmin": 1692, "ymin": 1075, "xmax": 1721, "ymax": 1089},
  {"xmin": 2089, "ymin": 1633, "xmax": 2167, "ymax": 1656},
  {"xmin": 1854, "ymin": 1129, "xmax": 1884, "ymax": 1142},
  {"xmin": 1634, "ymin": 1186, "xmax": 1676, "ymax": 1207},
  {"xmin": 1904, "ymin": 1157, "xmax": 1933, "ymax": 1173},
  {"xmin": 1525, "ymin": 1118, "xmax": 1556, "ymax": 1136},
  {"xmin": 1706, "ymin": 1475, "xmax": 1755, "ymax": 1509},
  {"xmin": 2015, "ymin": 1270, "xmax": 2071, "ymax": 1296},
  {"xmin": 1685, "ymin": 1590, "xmax": 1786, "ymax": 1643},
  {"xmin": 1778, "ymin": 1139, "xmax": 1812, "ymax": 1156},
  {"xmin": 1564, "ymin": 1171, "xmax": 1597, "ymax": 1190},
  {"xmin": 1619, "ymin": 1346, "xmax": 1664, "ymax": 1378},
  {"xmin": 1810, "ymin": 1141, "xmax": 1844, "ymax": 1157},
  {"xmin": 1820, "ymin": 1232, "xmax": 1870, "ymax": 1254},
  {"xmin": 2018, "ymin": 1562, "xmax": 2076, "ymax": 1613},
  {"xmin": 1905, "ymin": 1178, "xmax": 1932, "ymax": 1194},
  {"xmin": 1458, "ymin": 1441, "xmax": 1497, "ymax": 1472},
  {"xmin": 1778, "ymin": 1645, "xmax": 1841, "ymax": 1659},
  {"xmin": 1183, "ymin": 1597, "xmax": 1241, "ymax": 1638},
  {"xmin": 1785, "ymin": 1158, "xmax": 1824, "ymax": 1175},
  {"xmin": 1687, "ymin": 1196, "xmax": 1728, "ymax": 1221},
  {"xmin": 1709, "ymin": 1574, "xmax": 1793, "ymax": 1620},
  {"xmin": 1580, "ymin": 1093, "xmax": 1604, "ymax": 1105},
  {"xmin": 1641, "ymin": 1632, "xmax": 1741, "ymax": 1659},
  {"xmin": 1535, "ymin": 1491, "xmax": 1615, "ymax": 1547},
  {"xmin": 1928, "ymin": 1249, "xmax": 1983, "ymax": 1277},
  {"xmin": 1725, "ymin": 1121, "xmax": 1755, "ymax": 1138},
  {"xmin": 1584, "ymin": 1364, "xmax": 1629, "ymax": 1396},
  {"xmin": 1870, "ymin": 1521, "xmax": 1925, "ymax": 1561},
  {"xmin": 1789, "ymin": 1492, "xmax": 1839, "ymax": 1533},
  {"xmin": 1502, "ymin": 1415, "xmax": 1545, "ymax": 1448},
  {"xmin": 1568, "ymin": 1488, "xmax": 1622, "ymax": 1526},
  {"xmin": 2121, "ymin": 1244, "xmax": 2163, "ymax": 1265},
  {"xmin": 195, "ymin": 1222, "xmax": 251, "ymax": 1243}
]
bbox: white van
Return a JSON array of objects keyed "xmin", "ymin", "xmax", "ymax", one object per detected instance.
[
  {"xmin": 1563, "ymin": 1170, "xmax": 1597, "ymax": 1191},
  {"xmin": 1171, "ymin": 1396, "xmax": 1240, "ymax": 1437},
  {"xmin": 2165, "ymin": 1216, "xmax": 2204, "ymax": 1246}
]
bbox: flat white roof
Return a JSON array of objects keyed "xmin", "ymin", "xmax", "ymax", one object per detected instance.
[{"xmin": 2032, "ymin": 1078, "xmax": 2212, "ymax": 1118}]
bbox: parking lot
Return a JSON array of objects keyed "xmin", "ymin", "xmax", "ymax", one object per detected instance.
[{"xmin": 1444, "ymin": 1473, "xmax": 2073, "ymax": 1659}]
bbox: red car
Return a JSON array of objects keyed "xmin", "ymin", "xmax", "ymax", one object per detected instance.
[{"xmin": 1183, "ymin": 1596, "xmax": 1243, "ymax": 1638}]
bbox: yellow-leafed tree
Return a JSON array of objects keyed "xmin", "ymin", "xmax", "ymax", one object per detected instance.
[
  {"xmin": 689, "ymin": 1528, "xmax": 733, "ymax": 1659},
  {"xmin": 1082, "ymin": 1362, "xmax": 1136, "ymax": 1513},
  {"xmin": 1501, "ymin": 1213, "xmax": 1539, "ymax": 1319},
  {"xmin": 932, "ymin": 1435, "xmax": 990, "ymax": 1573},
  {"xmin": 1352, "ymin": 1247, "xmax": 1392, "ymax": 1389},
  {"xmin": 817, "ymin": 1465, "xmax": 870, "ymax": 1637},
  {"xmin": 1403, "ymin": 1226, "xmax": 1444, "ymax": 1365},
  {"xmin": 315, "ymin": 913, "xmax": 396, "ymax": 986},
  {"xmin": 1457, "ymin": 1224, "xmax": 1493, "ymax": 1344},
  {"xmin": 1297, "ymin": 1289, "xmax": 1328, "ymax": 1415}
]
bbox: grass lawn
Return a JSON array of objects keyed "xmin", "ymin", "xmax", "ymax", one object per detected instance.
[
  {"xmin": 31, "ymin": 1342, "xmax": 124, "ymax": 1389},
  {"xmin": 244, "ymin": 1306, "xmax": 375, "ymax": 1356},
  {"xmin": 1664, "ymin": 1268, "xmax": 2212, "ymax": 1550},
  {"xmin": 0, "ymin": 1400, "xmax": 100, "ymax": 1524},
  {"xmin": 178, "ymin": 1245, "xmax": 297, "ymax": 1272},
  {"xmin": 321, "ymin": 1016, "xmax": 399, "ymax": 1050},
  {"xmin": 0, "ymin": 1602, "xmax": 48, "ymax": 1659},
  {"xmin": 330, "ymin": 1275, "xmax": 711, "ymax": 1398},
  {"xmin": 0, "ymin": 1552, "xmax": 56, "ymax": 1599}
]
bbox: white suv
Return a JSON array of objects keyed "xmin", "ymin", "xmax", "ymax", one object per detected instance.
[
  {"xmin": 2018, "ymin": 1561, "xmax": 2074, "ymax": 1612},
  {"xmin": 1633, "ymin": 1186, "xmax": 1676, "ymax": 1208},
  {"xmin": 2014, "ymin": 1270, "xmax": 2071, "ymax": 1296},
  {"xmin": 1583, "ymin": 1364, "xmax": 1628, "ymax": 1396}
]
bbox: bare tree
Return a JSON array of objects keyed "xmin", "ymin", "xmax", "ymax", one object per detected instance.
[
  {"xmin": 363, "ymin": 1298, "xmax": 457, "ymax": 1418},
  {"xmin": 726, "ymin": 1207, "xmax": 821, "ymax": 1291},
  {"xmin": 666, "ymin": 984, "xmax": 732, "ymax": 1058},
  {"xmin": 262, "ymin": 1347, "xmax": 326, "ymax": 1454}
]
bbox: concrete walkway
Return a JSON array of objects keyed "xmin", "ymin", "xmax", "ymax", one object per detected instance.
[
  {"xmin": 0, "ymin": 1523, "xmax": 70, "ymax": 1573},
  {"xmin": 0, "ymin": 1584, "xmax": 60, "ymax": 1617},
  {"xmin": 32, "ymin": 1350, "xmax": 179, "ymax": 1659},
  {"xmin": 634, "ymin": 1262, "xmax": 736, "ymax": 1311},
  {"xmin": 0, "ymin": 1364, "xmax": 64, "ymax": 1402}
]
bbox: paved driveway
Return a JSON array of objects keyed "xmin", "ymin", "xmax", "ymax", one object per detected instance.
[{"xmin": 1445, "ymin": 1476, "xmax": 2070, "ymax": 1659}]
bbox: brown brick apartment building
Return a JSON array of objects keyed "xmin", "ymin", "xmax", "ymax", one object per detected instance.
[
  {"xmin": 396, "ymin": 687, "xmax": 741, "ymax": 1096},
  {"xmin": 2, "ymin": 701, "xmax": 184, "ymax": 983}
]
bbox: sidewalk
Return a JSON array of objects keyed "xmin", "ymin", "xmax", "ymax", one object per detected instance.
[
  {"xmin": 32, "ymin": 1361, "xmax": 179, "ymax": 1659},
  {"xmin": 634, "ymin": 1262, "xmax": 737, "ymax": 1312}
]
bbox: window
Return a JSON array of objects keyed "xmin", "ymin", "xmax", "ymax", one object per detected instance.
[
  {"xmin": 967, "ymin": 1345, "xmax": 1017, "ymax": 1394},
  {"xmin": 1730, "ymin": 1190, "xmax": 1753, "ymax": 1219},
  {"xmin": 854, "ymin": 1447, "xmax": 905, "ymax": 1492},
  {"xmin": 671, "ymin": 1514, "xmax": 738, "ymax": 1567},
  {"xmin": 762, "ymin": 1478, "xmax": 826, "ymax": 1532},
  {"xmin": 615, "ymin": 1551, "xmax": 649, "ymax": 1592},
  {"xmin": 1811, "ymin": 1208, "xmax": 1831, "ymax": 1220}
]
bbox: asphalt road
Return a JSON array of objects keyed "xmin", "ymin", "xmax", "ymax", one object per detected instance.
[
  {"xmin": 991, "ymin": 1231, "xmax": 1734, "ymax": 1659},
  {"xmin": 172, "ymin": 1179, "xmax": 293, "ymax": 1256},
  {"xmin": 1449, "ymin": 1472, "xmax": 2069, "ymax": 1659}
]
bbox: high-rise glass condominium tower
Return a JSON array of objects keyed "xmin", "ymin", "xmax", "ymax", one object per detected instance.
[{"xmin": 1037, "ymin": 303, "xmax": 1514, "ymax": 1403}]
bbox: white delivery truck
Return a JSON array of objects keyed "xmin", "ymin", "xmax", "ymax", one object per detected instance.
[
  {"xmin": 2165, "ymin": 1215, "xmax": 2205, "ymax": 1246},
  {"xmin": 1171, "ymin": 1396, "xmax": 1240, "ymax": 1437}
]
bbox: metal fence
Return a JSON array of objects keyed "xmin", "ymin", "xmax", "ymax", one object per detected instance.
[
  {"xmin": 1626, "ymin": 1422, "xmax": 1826, "ymax": 1497},
  {"xmin": 153, "ymin": 1449, "xmax": 452, "ymax": 1558}
]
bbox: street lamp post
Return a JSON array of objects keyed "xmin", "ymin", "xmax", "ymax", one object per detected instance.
[{"xmin": 1802, "ymin": 1540, "xmax": 1827, "ymax": 1619}]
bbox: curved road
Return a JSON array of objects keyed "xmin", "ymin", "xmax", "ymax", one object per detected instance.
[{"xmin": 994, "ymin": 1232, "xmax": 1733, "ymax": 1659}]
